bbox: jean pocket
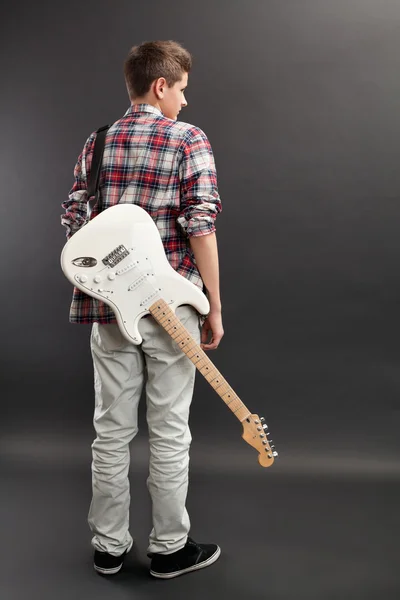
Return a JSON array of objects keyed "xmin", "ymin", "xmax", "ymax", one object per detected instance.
[{"xmin": 91, "ymin": 323, "xmax": 128, "ymax": 353}]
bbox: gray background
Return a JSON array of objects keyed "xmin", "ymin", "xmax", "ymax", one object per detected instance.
[{"xmin": 0, "ymin": 1, "xmax": 399, "ymax": 599}]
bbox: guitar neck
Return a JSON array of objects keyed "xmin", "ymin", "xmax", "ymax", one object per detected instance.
[{"xmin": 149, "ymin": 299, "xmax": 251, "ymax": 423}]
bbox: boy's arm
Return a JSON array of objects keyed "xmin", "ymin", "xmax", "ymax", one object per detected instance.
[
  {"xmin": 178, "ymin": 128, "xmax": 222, "ymax": 240},
  {"xmin": 189, "ymin": 232, "xmax": 221, "ymax": 310},
  {"xmin": 61, "ymin": 133, "xmax": 95, "ymax": 239},
  {"xmin": 178, "ymin": 128, "xmax": 223, "ymax": 349},
  {"xmin": 190, "ymin": 231, "xmax": 224, "ymax": 350}
]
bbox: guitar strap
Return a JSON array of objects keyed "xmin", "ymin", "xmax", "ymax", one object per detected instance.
[{"xmin": 86, "ymin": 124, "xmax": 110, "ymax": 221}]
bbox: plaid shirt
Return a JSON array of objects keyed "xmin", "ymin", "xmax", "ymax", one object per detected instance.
[{"xmin": 61, "ymin": 104, "xmax": 222, "ymax": 324}]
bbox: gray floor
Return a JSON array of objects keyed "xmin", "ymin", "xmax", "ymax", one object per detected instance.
[{"xmin": 1, "ymin": 427, "xmax": 398, "ymax": 600}]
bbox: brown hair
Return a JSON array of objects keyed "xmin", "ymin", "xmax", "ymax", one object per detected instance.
[{"xmin": 123, "ymin": 40, "xmax": 192, "ymax": 100}]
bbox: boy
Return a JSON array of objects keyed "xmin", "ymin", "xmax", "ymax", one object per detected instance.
[{"xmin": 61, "ymin": 40, "xmax": 224, "ymax": 579}]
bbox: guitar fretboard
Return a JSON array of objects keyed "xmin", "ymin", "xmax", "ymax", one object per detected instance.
[{"xmin": 149, "ymin": 299, "xmax": 251, "ymax": 423}]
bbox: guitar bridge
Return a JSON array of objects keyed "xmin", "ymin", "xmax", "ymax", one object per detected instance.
[{"xmin": 102, "ymin": 245, "xmax": 129, "ymax": 268}]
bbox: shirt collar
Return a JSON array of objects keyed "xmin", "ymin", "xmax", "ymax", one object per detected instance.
[{"xmin": 124, "ymin": 103, "xmax": 164, "ymax": 118}]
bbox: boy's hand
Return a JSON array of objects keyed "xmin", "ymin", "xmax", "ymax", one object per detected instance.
[{"xmin": 200, "ymin": 308, "xmax": 224, "ymax": 351}]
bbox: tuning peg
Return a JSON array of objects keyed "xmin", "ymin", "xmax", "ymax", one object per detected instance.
[
  {"xmin": 260, "ymin": 417, "xmax": 265, "ymax": 422},
  {"xmin": 262, "ymin": 424, "xmax": 268, "ymax": 430},
  {"xmin": 272, "ymin": 450, "xmax": 278, "ymax": 457}
]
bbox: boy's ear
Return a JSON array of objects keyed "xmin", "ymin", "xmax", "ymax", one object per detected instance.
[{"xmin": 154, "ymin": 77, "xmax": 167, "ymax": 99}]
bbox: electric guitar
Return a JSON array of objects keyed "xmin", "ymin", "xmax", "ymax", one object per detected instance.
[{"xmin": 60, "ymin": 204, "xmax": 278, "ymax": 467}]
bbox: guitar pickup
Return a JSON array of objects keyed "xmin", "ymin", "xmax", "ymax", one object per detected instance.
[
  {"xmin": 116, "ymin": 262, "xmax": 137, "ymax": 275},
  {"xmin": 128, "ymin": 275, "xmax": 146, "ymax": 291}
]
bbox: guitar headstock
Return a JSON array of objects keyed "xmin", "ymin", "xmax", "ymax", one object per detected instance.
[{"xmin": 242, "ymin": 414, "xmax": 278, "ymax": 467}]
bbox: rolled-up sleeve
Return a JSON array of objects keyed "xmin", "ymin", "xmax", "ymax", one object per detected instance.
[
  {"xmin": 178, "ymin": 128, "xmax": 222, "ymax": 237},
  {"xmin": 61, "ymin": 133, "xmax": 95, "ymax": 239}
]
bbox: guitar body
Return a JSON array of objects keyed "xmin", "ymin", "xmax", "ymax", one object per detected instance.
[{"xmin": 60, "ymin": 204, "xmax": 210, "ymax": 345}]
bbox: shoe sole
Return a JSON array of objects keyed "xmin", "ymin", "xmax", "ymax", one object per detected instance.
[
  {"xmin": 150, "ymin": 545, "xmax": 221, "ymax": 579},
  {"xmin": 94, "ymin": 539, "xmax": 134, "ymax": 575},
  {"xmin": 94, "ymin": 564, "xmax": 123, "ymax": 575}
]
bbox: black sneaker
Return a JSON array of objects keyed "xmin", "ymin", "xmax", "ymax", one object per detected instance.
[
  {"xmin": 149, "ymin": 537, "xmax": 221, "ymax": 579},
  {"xmin": 94, "ymin": 542, "xmax": 133, "ymax": 575}
]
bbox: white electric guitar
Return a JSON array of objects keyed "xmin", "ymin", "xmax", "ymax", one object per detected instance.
[{"xmin": 60, "ymin": 204, "xmax": 277, "ymax": 467}]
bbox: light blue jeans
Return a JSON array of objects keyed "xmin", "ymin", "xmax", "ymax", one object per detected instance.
[{"xmin": 88, "ymin": 304, "xmax": 201, "ymax": 557}]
